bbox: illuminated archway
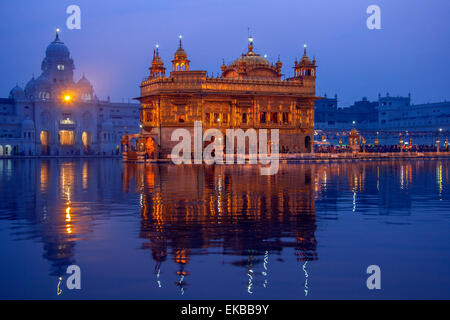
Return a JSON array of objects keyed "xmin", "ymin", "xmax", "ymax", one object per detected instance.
[
  {"xmin": 59, "ymin": 130, "xmax": 75, "ymax": 146},
  {"xmin": 4, "ymin": 145, "xmax": 12, "ymax": 156},
  {"xmin": 82, "ymin": 131, "xmax": 92, "ymax": 151},
  {"xmin": 145, "ymin": 137, "xmax": 155, "ymax": 158},
  {"xmin": 0, "ymin": 145, "xmax": 3, "ymax": 156},
  {"xmin": 40, "ymin": 131, "xmax": 50, "ymax": 155},
  {"xmin": 305, "ymin": 136, "xmax": 311, "ymax": 153}
]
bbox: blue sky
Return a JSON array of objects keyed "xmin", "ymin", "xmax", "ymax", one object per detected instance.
[{"xmin": 0, "ymin": 0, "xmax": 449, "ymax": 106}]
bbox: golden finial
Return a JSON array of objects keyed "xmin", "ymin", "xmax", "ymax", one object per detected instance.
[{"xmin": 248, "ymin": 35, "xmax": 254, "ymax": 53}]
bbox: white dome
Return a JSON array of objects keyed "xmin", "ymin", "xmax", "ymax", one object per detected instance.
[
  {"xmin": 46, "ymin": 33, "xmax": 70, "ymax": 58},
  {"xmin": 77, "ymin": 74, "xmax": 92, "ymax": 86},
  {"xmin": 9, "ymin": 85, "xmax": 25, "ymax": 100},
  {"xmin": 25, "ymin": 77, "xmax": 37, "ymax": 96}
]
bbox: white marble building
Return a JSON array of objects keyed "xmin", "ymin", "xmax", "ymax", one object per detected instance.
[{"xmin": 0, "ymin": 31, "xmax": 139, "ymax": 156}]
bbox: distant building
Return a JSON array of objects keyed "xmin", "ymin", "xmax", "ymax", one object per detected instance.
[
  {"xmin": 314, "ymin": 94, "xmax": 338, "ymax": 126},
  {"xmin": 315, "ymin": 93, "xmax": 450, "ymax": 133},
  {"xmin": 0, "ymin": 31, "xmax": 139, "ymax": 156},
  {"xmin": 378, "ymin": 94, "xmax": 450, "ymax": 131},
  {"xmin": 315, "ymin": 95, "xmax": 378, "ymax": 131}
]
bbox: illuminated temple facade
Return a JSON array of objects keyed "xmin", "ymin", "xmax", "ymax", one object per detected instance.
[
  {"xmin": 125, "ymin": 36, "xmax": 318, "ymax": 160},
  {"xmin": 0, "ymin": 31, "xmax": 139, "ymax": 156}
]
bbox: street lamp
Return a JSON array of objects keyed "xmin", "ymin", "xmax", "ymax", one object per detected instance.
[
  {"xmin": 399, "ymin": 133, "xmax": 404, "ymax": 152},
  {"xmin": 62, "ymin": 94, "xmax": 73, "ymax": 103},
  {"xmin": 437, "ymin": 128, "xmax": 443, "ymax": 153}
]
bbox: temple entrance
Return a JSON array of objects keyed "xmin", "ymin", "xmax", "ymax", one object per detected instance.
[
  {"xmin": 0, "ymin": 145, "xmax": 3, "ymax": 156},
  {"xmin": 59, "ymin": 130, "xmax": 75, "ymax": 155},
  {"xmin": 59, "ymin": 130, "xmax": 75, "ymax": 146},
  {"xmin": 305, "ymin": 136, "xmax": 311, "ymax": 153},
  {"xmin": 4, "ymin": 145, "xmax": 12, "ymax": 156},
  {"xmin": 82, "ymin": 131, "xmax": 92, "ymax": 153},
  {"xmin": 40, "ymin": 131, "xmax": 50, "ymax": 155},
  {"xmin": 145, "ymin": 137, "xmax": 155, "ymax": 159}
]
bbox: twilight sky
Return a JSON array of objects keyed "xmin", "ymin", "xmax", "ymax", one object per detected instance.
[{"xmin": 0, "ymin": 0, "xmax": 449, "ymax": 107}]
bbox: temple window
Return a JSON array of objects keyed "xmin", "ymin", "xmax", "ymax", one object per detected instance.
[
  {"xmin": 271, "ymin": 112, "xmax": 278, "ymax": 123},
  {"xmin": 242, "ymin": 113, "xmax": 247, "ymax": 124},
  {"xmin": 213, "ymin": 113, "xmax": 220, "ymax": 124},
  {"xmin": 260, "ymin": 112, "xmax": 267, "ymax": 124},
  {"xmin": 145, "ymin": 111, "xmax": 153, "ymax": 122}
]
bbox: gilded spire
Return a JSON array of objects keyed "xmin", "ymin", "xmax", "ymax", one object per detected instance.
[
  {"xmin": 221, "ymin": 58, "xmax": 227, "ymax": 72},
  {"xmin": 172, "ymin": 36, "xmax": 189, "ymax": 71},
  {"xmin": 248, "ymin": 35, "xmax": 254, "ymax": 53},
  {"xmin": 150, "ymin": 43, "xmax": 165, "ymax": 78}
]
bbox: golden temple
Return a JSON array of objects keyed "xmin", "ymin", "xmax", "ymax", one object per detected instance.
[{"xmin": 122, "ymin": 36, "xmax": 318, "ymax": 161}]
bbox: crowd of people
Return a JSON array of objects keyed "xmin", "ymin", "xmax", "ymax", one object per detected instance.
[{"xmin": 313, "ymin": 144, "xmax": 449, "ymax": 153}]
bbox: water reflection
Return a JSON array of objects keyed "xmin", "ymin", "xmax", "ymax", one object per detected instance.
[
  {"xmin": 123, "ymin": 164, "xmax": 318, "ymax": 292},
  {"xmin": 0, "ymin": 159, "xmax": 449, "ymax": 298},
  {"xmin": 0, "ymin": 159, "xmax": 124, "ymax": 277}
]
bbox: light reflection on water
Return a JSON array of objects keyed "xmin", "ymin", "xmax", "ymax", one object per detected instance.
[{"xmin": 0, "ymin": 159, "xmax": 449, "ymax": 299}]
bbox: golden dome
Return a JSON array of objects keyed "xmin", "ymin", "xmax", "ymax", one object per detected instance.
[
  {"xmin": 299, "ymin": 54, "xmax": 311, "ymax": 65},
  {"xmin": 174, "ymin": 35, "xmax": 187, "ymax": 59},
  {"xmin": 231, "ymin": 53, "xmax": 270, "ymax": 67},
  {"xmin": 299, "ymin": 45, "xmax": 312, "ymax": 65},
  {"xmin": 174, "ymin": 46, "xmax": 187, "ymax": 59}
]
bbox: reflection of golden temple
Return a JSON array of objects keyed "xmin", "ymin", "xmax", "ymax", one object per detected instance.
[
  {"xmin": 123, "ymin": 163, "xmax": 318, "ymax": 292},
  {"xmin": 123, "ymin": 36, "xmax": 318, "ymax": 160}
]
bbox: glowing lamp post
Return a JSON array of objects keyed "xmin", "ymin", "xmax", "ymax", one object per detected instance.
[
  {"xmin": 399, "ymin": 134, "xmax": 404, "ymax": 152},
  {"xmin": 63, "ymin": 94, "xmax": 73, "ymax": 103},
  {"xmin": 437, "ymin": 128, "xmax": 443, "ymax": 153}
]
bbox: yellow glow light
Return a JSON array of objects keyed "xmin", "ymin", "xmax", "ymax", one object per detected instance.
[
  {"xmin": 65, "ymin": 207, "xmax": 71, "ymax": 222},
  {"xmin": 64, "ymin": 95, "xmax": 72, "ymax": 102}
]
